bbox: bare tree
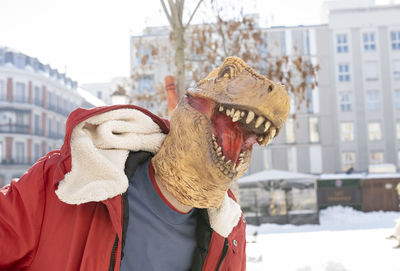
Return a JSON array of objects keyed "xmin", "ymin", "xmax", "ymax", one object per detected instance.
[
  {"xmin": 128, "ymin": 1, "xmax": 319, "ymax": 117},
  {"xmin": 186, "ymin": 3, "xmax": 319, "ymax": 114},
  {"xmin": 160, "ymin": 0, "xmax": 204, "ymax": 98}
]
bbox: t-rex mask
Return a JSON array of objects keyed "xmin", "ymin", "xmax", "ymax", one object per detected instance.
[{"xmin": 152, "ymin": 56, "xmax": 290, "ymax": 208}]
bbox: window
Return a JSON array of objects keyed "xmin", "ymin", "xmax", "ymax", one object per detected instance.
[
  {"xmin": 280, "ymin": 31, "xmax": 286, "ymax": 55},
  {"xmin": 366, "ymin": 90, "xmax": 380, "ymax": 111},
  {"xmin": 365, "ymin": 61, "xmax": 378, "ymax": 81},
  {"xmin": 263, "ymin": 148, "xmax": 270, "ymax": 169},
  {"xmin": 137, "ymin": 75, "xmax": 154, "ymax": 94},
  {"xmin": 287, "ymin": 147, "xmax": 297, "ymax": 172},
  {"xmin": 48, "ymin": 92, "xmax": 53, "ymax": 109},
  {"xmin": 63, "ymin": 99, "xmax": 68, "ymax": 113},
  {"xmin": 4, "ymin": 52, "xmax": 14, "ymax": 64},
  {"xmin": 34, "ymin": 114, "xmax": 40, "ymax": 135},
  {"xmin": 396, "ymin": 122, "xmax": 400, "ymax": 140},
  {"xmin": 56, "ymin": 95, "xmax": 60, "ymax": 111},
  {"xmin": 342, "ymin": 152, "xmax": 355, "ymax": 171},
  {"xmin": 97, "ymin": 91, "xmax": 102, "ymax": 99},
  {"xmin": 48, "ymin": 118, "xmax": 52, "ymax": 137},
  {"xmin": 15, "ymin": 55, "xmax": 25, "ymax": 68},
  {"xmin": 136, "ymin": 44, "xmax": 155, "ymax": 65},
  {"xmin": 15, "ymin": 82, "xmax": 26, "ymax": 103},
  {"xmin": 363, "ymin": 32, "xmax": 376, "ymax": 51},
  {"xmin": 34, "ymin": 86, "xmax": 41, "ymax": 105},
  {"xmin": 336, "ymin": 34, "xmax": 348, "ymax": 53},
  {"xmin": 306, "ymin": 88, "xmax": 313, "ymax": 113},
  {"xmin": 0, "ymin": 80, "xmax": 5, "ymax": 101},
  {"xmin": 34, "ymin": 143, "xmax": 40, "ymax": 162},
  {"xmin": 370, "ymin": 151, "xmax": 383, "ymax": 165},
  {"xmin": 0, "ymin": 142, "xmax": 3, "ymax": 163},
  {"xmin": 393, "ymin": 60, "xmax": 400, "ymax": 80},
  {"xmin": 309, "ymin": 117, "xmax": 319, "ymax": 142},
  {"xmin": 340, "ymin": 122, "xmax": 354, "ymax": 141},
  {"xmin": 368, "ymin": 122, "xmax": 382, "ymax": 141},
  {"xmin": 15, "ymin": 142, "xmax": 25, "ymax": 163},
  {"xmin": 395, "ymin": 90, "xmax": 400, "ymax": 109},
  {"xmin": 15, "ymin": 112, "xmax": 24, "ymax": 125},
  {"xmin": 285, "ymin": 118, "xmax": 295, "ymax": 143},
  {"xmin": 338, "ymin": 64, "xmax": 350, "ymax": 82},
  {"xmin": 305, "ymin": 30, "xmax": 311, "ymax": 55},
  {"xmin": 391, "ymin": 31, "xmax": 400, "ymax": 50},
  {"xmin": 398, "ymin": 151, "xmax": 400, "ymax": 168},
  {"xmin": 59, "ymin": 97, "xmax": 63, "ymax": 112},
  {"xmin": 62, "ymin": 121, "xmax": 66, "ymax": 137},
  {"xmin": 339, "ymin": 92, "xmax": 352, "ymax": 112},
  {"xmin": 56, "ymin": 120, "xmax": 60, "ymax": 138}
]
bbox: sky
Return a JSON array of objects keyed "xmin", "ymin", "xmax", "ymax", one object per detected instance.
[{"xmin": 0, "ymin": 0, "xmax": 397, "ymax": 85}]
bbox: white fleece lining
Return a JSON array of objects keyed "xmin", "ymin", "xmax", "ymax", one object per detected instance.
[
  {"xmin": 55, "ymin": 109, "xmax": 167, "ymax": 204},
  {"xmin": 55, "ymin": 108, "xmax": 242, "ymax": 236},
  {"xmin": 208, "ymin": 193, "xmax": 242, "ymax": 238}
]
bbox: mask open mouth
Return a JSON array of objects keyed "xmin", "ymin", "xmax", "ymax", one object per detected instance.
[{"xmin": 185, "ymin": 93, "xmax": 278, "ymax": 176}]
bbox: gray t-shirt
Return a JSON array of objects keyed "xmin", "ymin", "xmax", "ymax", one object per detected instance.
[{"xmin": 120, "ymin": 157, "xmax": 198, "ymax": 271}]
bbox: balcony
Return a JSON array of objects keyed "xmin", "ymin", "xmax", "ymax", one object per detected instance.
[
  {"xmin": 14, "ymin": 97, "xmax": 28, "ymax": 104},
  {"xmin": 48, "ymin": 131, "xmax": 64, "ymax": 140},
  {"xmin": 0, "ymin": 159, "xmax": 31, "ymax": 166},
  {"xmin": 48, "ymin": 104, "xmax": 56, "ymax": 112},
  {"xmin": 0, "ymin": 123, "xmax": 29, "ymax": 134}
]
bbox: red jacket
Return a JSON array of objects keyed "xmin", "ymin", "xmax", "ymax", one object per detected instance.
[{"xmin": 0, "ymin": 105, "xmax": 246, "ymax": 271}]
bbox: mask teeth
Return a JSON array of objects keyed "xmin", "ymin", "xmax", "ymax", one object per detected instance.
[
  {"xmin": 212, "ymin": 132, "xmax": 245, "ymax": 176},
  {"xmin": 218, "ymin": 104, "xmax": 278, "ymax": 144}
]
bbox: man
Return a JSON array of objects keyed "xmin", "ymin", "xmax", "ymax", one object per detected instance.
[{"xmin": 0, "ymin": 57, "xmax": 290, "ymax": 270}]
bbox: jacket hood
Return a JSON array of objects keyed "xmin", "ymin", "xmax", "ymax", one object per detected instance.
[{"xmin": 55, "ymin": 105, "xmax": 169, "ymax": 204}]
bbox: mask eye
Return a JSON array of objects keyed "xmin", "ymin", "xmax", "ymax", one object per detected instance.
[{"xmin": 218, "ymin": 65, "xmax": 232, "ymax": 80}]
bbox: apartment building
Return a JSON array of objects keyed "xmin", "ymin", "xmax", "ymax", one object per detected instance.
[
  {"xmin": 329, "ymin": 4, "xmax": 400, "ymax": 172},
  {"xmin": 249, "ymin": 24, "xmax": 334, "ymax": 175},
  {"xmin": 0, "ymin": 47, "xmax": 96, "ymax": 185}
]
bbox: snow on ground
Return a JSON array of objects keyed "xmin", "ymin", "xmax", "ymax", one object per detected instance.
[{"xmin": 246, "ymin": 206, "xmax": 400, "ymax": 271}]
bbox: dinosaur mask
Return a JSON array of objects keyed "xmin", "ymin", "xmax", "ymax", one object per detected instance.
[{"xmin": 152, "ymin": 56, "xmax": 290, "ymax": 208}]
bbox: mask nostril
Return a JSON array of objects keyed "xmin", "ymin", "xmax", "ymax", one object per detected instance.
[{"xmin": 268, "ymin": 85, "xmax": 274, "ymax": 92}]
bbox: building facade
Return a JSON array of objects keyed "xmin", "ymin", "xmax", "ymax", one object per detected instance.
[
  {"xmin": 130, "ymin": 26, "xmax": 172, "ymax": 113},
  {"xmin": 81, "ymin": 77, "xmax": 126, "ymax": 105},
  {"xmin": 329, "ymin": 4, "xmax": 400, "ymax": 172},
  {"xmin": 129, "ymin": 3, "xmax": 400, "ymax": 175},
  {"xmin": 249, "ymin": 24, "xmax": 335, "ymax": 175},
  {"xmin": 0, "ymin": 47, "xmax": 94, "ymax": 185}
]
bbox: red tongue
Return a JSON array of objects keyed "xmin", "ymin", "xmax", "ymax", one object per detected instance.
[
  {"xmin": 185, "ymin": 94, "xmax": 258, "ymax": 162},
  {"xmin": 212, "ymin": 113, "xmax": 243, "ymax": 162}
]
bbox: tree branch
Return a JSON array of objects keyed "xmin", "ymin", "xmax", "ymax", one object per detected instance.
[
  {"xmin": 160, "ymin": 0, "xmax": 174, "ymax": 28},
  {"xmin": 210, "ymin": 19, "xmax": 229, "ymax": 57},
  {"xmin": 185, "ymin": 57, "xmax": 209, "ymax": 62},
  {"xmin": 184, "ymin": 0, "xmax": 203, "ymax": 30},
  {"xmin": 178, "ymin": 0, "xmax": 184, "ymax": 25},
  {"xmin": 168, "ymin": 0, "xmax": 181, "ymax": 30}
]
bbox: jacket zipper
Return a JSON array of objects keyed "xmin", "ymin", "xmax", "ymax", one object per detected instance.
[
  {"xmin": 216, "ymin": 239, "xmax": 229, "ymax": 271},
  {"xmin": 108, "ymin": 235, "xmax": 119, "ymax": 271}
]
